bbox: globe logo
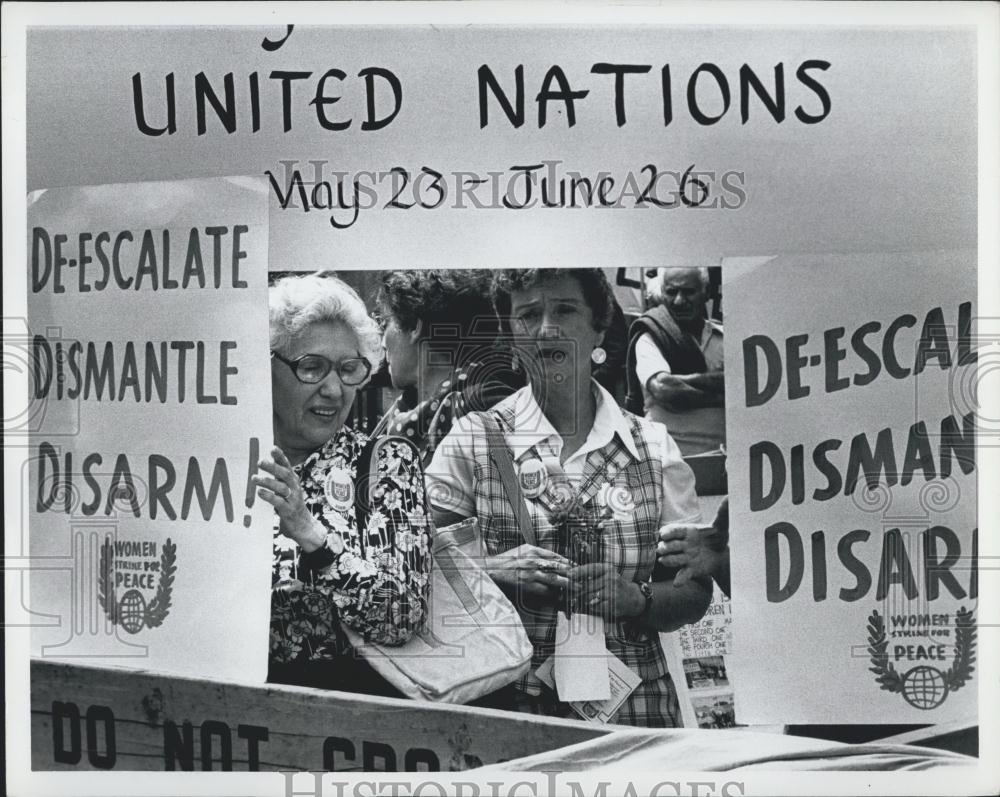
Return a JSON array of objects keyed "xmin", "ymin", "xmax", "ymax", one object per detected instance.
[
  {"xmin": 118, "ymin": 589, "xmax": 148, "ymax": 634},
  {"xmin": 902, "ymin": 665, "xmax": 949, "ymax": 710}
]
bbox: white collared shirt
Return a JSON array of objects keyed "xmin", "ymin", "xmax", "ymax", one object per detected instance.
[
  {"xmin": 633, "ymin": 319, "xmax": 725, "ymax": 457},
  {"xmin": 633, "ymin": 318, "xmax": 724, "ymax": 388},
  {"xmin": 425, "ymin": 381, "xmax": 701, "ymax": 526}
]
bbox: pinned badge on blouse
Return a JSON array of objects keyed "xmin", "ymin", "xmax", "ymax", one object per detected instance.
[
  {"xmin": 324, "ymin": 467, "xmax": 354, "ymax": 512},
  {"xmin": 518, "ymin": 459, "xmax": 548, "ymax": 499},
  {"xmin": 599, "ymin": 483, "xmax": 637, "ymax": 517},
  {"xmin": 607, "ymin": 485, "xmax": 635, "ymax": 518}
]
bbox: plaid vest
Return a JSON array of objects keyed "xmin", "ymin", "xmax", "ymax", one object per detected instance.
[{"xmin": 470, "ymin": 394, "xmax": 670, "ymax": 695}]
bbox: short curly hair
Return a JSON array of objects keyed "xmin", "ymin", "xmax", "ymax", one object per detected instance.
[
  {"xmin": 492, "ymin": 269, "xmax": 615, "ymax": 332},
  {"xmin": 376, "ymin": 270, "xmax": 500, "ymax": 357},
  {"xmin": 269, "ymin": 272, "xmax": 383, "ymax": 377}
]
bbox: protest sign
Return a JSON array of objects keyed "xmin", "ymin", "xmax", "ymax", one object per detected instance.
[
  {"xmin": 30, "ymin": 660, "xmax": 604, "ymax": 772},
  {"xmin": 23, "ymin": 25, "xmax": 977, "ymax": 268},
  {"xmin": 27, "ymin": 176, "xmax": 273, "ymax": 681},
  {"xmin": 662, "ymin": 589, "xmax": 736, "ymax": 730},
  {"xmin": 659, "ymin": 495, "xmax": 743, "ymax": 731},
  {"xmin": 725, "ymin": 251, "xmax": 979, "ymax": 724}
]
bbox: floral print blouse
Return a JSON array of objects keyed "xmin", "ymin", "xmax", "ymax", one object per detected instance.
[{"xmin": 270, "ymin": 427, "xmax": 432, "ymax": 665}]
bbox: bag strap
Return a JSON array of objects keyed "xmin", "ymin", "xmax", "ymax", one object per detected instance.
[
  {"xmin": 368, "ymin": 396, "xmax": 398, "ymax": 440},
  {"xmin": 354, "ymin": 434, "xmax": 426, "ymax": 559},
  {"xmin": 480, "ymin": 412, "xmax": 537, "ymax": 547},
  {"xmin": 433, "ymin": 545, "xmax": 487, "ymax": 625}
]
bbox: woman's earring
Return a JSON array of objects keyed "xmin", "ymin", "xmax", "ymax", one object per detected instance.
[{"xmin": 591, "ymin": 347, "xmax": 607, "ymax": 365}]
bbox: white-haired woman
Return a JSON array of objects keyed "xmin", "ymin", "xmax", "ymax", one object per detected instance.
[{"xmin": 254, "ymin": 272, "xmax": 432, "ymax": 692}]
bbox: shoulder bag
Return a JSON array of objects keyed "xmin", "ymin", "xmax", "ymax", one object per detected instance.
[{"xmin": 340, "ymin": 434, "xmax": 532, "ymax": 704}]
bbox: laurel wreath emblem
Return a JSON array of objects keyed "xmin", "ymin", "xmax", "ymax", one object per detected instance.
[
  {"xmin": 867, "ymin": 607, "xmax": 976, "ymax": 696},
  {"xmin": 98, "ymin": 538, "xmax": 177, "ymax": 630},
  {"xmin": 97, "ymin": 539, "xmax": 118, "ymax": 624},
  {"xmin": 945, "ymin": 607, "xmax": 977, "ymax": 690}
]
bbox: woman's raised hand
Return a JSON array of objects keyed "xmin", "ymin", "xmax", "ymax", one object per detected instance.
[
  {"xmin": 486, "ymin": 544, "xmax": 572, "ymax": 606},
  {"xmin": 253, "ymin": 447, "xmax": 323, "ymax": 551}
]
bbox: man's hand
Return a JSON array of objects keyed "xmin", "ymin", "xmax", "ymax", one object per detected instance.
[
  {"xmin": 657, "ymin": 499, "xmax": 730, "ymax": 595},
  {"xmin": 657, "ymin": 525, "xmax": 725, "ymax": 584},
  {"xmin": 647, "ymin": 371, "xmax": 725, "ymax": 411}
]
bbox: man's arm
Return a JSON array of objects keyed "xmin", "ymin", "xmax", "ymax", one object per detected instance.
[
  {"xmin": 658, "ymin": 499, "xmax": 731, "ymax": 598},
  {"xmin": 646, "ymin": 370, "xmax": 725, "ymax": 411}
]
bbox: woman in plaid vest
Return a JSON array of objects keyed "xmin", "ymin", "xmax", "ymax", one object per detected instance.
[{"xmin": 426, "ymin": 268, "xmax": 712, "ymax": 727}]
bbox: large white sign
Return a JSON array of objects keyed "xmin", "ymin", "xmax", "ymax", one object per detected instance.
[
  {"xmin": 24, "ymin": 25, "xmax": 976, "ymax": 268},
  {"xmin": 725, "ymin": 251, "xmax": 979, "ymax": 724},
  {"xmin": 27, "ymin": 176, "xmax": 274, "ymax": 681}
]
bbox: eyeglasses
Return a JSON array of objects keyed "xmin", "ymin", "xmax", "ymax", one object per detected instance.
[{"xmin": 270, "ymin": 351, "xmax": 372, "ymax": 386}]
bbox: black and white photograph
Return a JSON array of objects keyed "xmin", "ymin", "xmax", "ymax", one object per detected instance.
[
  {"xmin": 683, "ymin": 656, "xmax": 728, "ymax": 691},
  {"xmin": 692, "ymin": 694, "xmax": 736, "ymax": 730},
  {"xmin": 3, "ymin": 2, "xmax": 999, "ymax": 796}
]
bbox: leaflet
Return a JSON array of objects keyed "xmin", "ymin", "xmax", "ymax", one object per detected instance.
[{"xmin": 537, "ymin": 651, "xmax": 641, "ymax": 725}]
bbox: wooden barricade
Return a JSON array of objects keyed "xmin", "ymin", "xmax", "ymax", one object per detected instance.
[{"xmin": 30, "ymin": 659, "xmax": 607, "ymax": 772}]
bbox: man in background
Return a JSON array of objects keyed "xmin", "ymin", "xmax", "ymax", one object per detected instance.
[{"xmin": 625, "ymin": 266, "xmax": 725, "ymax": 456}]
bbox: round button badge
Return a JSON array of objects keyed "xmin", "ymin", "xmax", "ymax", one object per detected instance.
[
  {"xmin": 518, "ymin": 459, "xmax": 548, "ymax": 499},
  {"xmin": 324, "ymin": 466, "xmax": 355, "ymax": 512}
]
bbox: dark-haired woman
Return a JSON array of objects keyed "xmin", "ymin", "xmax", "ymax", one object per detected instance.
[
  {"xmin": 375, "ymin": 269, "xmax": 523, "ymax": 465},
  {"xmin": 426, "ymin": 268, "xmax": 711, "ymax": 727}
]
